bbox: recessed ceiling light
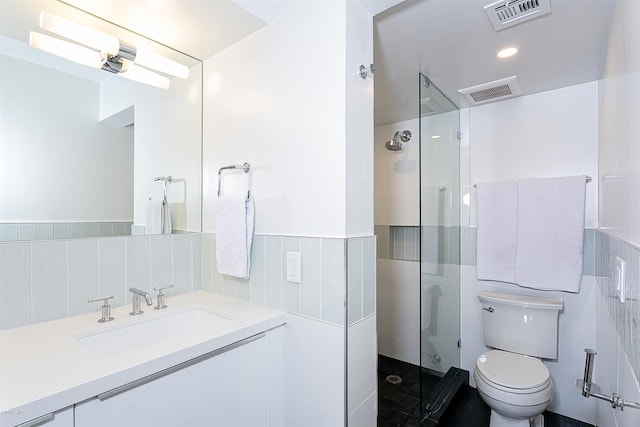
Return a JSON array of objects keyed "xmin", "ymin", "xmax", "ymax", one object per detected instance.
[{"xmin": 497, "ymin": 47, "xmax": 518, "ymax": 59}]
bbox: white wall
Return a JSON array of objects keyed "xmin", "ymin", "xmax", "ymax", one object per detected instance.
[
  {"xmin": 99, "ymin": 64, "xmax": 202, "ymax": 233},
  {"xmin": 465, "ymin": 82, "xmax": 599, "ymax": 228},
  {"xmin": 203, "ymin": 1, "xmax": 347, "ymax": 238},
  {"xmin": 374, "ymin": 119, "xmax": 420, "ymax": 226},
  {"xmin": 202, "ymin": 1, "xmax": 375, "ymax": 425},
  {"xmin": 460, "ymin": 83, "xmax": 599, "ymax": 424},
  {"xmin": 599, "ymin": 0, "xmax": 640, "ymax": 247},
  {"xmin": 376, "ymin": 259, "xmax": 420, "ymax": 364},
  {"xmin": 345, "ymin": 0, "xmax": 375, "ymax": 238},
  {"xmin": 374, "ymin": 119, "xmax": 419, "ymax": 365},
  {"xmin": 0, "ymin": 55, "xmax": 133, "ymax": 222},
  {"xmin": 596, "ymin": 1, "xmax": 640, "ymax": 426}
]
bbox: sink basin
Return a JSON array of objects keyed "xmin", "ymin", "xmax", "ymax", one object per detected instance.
[{"xmin": 76, "ymin": 306, "xmax": 231, "ymax": 358}]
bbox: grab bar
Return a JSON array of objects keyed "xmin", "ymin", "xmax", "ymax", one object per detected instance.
[
  {"xmin": 473, "ymin": 175, "xmax": 591, "ymax": 188},
  {"xmin": 217, "ymin": 163, "xmax": 250, "ymax": 197},
  {"xmin": 577, "ymin": 348, "xmax": 640, "ymax": 411}
]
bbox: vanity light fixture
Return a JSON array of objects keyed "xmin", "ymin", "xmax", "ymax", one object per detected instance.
[
  {"xmin": 497, "ymin": 46, "xmax": 519, "ymax": 59},
  {"xmin": 29, "ymin": 11, "xmax": 189, "ymax": 89}
]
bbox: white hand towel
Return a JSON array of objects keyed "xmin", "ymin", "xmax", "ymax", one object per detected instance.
[
  {"xmin": 515, "ymin": 176, "xmax": 586, "ymax": 292},
  {"xmin": 476, "ymin": 180, "xmax": 518, "ymax": 283},
  {"xmin": 216, "ymin": 195, "xmax": 254, "ymax": 279},
  {"xmin": 146, "ymin": 199, "xmax": 162, "ymax": 235},
  {"xmin": 161, "ymin": 199, "xmax": 172, "ymax": 235}
]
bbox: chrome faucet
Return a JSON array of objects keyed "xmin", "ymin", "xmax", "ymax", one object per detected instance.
[{"xmin": 129, "ymin": 287, "xmax": 153, "ymax": 316}]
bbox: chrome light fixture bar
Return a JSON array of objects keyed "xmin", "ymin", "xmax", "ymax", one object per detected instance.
[{"xmin": 29, "ymin": 11, "xmax": 189, "ymax": 89}]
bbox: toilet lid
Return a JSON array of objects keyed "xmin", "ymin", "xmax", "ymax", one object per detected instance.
[{"xmin": 476, "ymin": 350, "xmax": 550, "ymax": 390}]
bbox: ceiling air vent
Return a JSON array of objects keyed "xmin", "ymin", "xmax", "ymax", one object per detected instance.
[
  {"xmin": 484, "ymin": 0, "xmax": 552, "ymax": 31},
  {"xmin": 458, "ymin": 76, "xmax": 522, "ymax": 106}
]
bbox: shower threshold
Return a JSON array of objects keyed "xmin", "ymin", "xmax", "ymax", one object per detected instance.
[{"xmin": 421, "ymin": 368, "xmax": 469, "ymax": 426}]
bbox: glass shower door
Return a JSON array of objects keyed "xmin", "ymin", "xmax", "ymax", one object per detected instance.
[{"xmin": 418, "ymin": 73, "xmax": 462, "ymax": 423}]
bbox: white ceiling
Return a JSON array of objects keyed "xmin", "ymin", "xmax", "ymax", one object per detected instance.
[
  {"xmin": 1, "ymin": 0, "xmax": 615, "ymax": 127},
  {"xmin": 374, "ymin": 0, "xmax": 615, "ymax": 125}
]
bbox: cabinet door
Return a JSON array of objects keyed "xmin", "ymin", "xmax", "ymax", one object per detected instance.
[{"xmin": 75, "ymin": 333, "xmax": 270, "ymax": 427}]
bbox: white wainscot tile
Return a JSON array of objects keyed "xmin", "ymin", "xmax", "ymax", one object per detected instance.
[
  {"xmin": 68, "ymin": 239, "xmax": 99, "ymax": 317},
  {"xmin": 32, "ymin": 240, "xmax": 67, "ymax": 323},
  {"xmin": 348, "ymin": 315, "xmax": 377, "ymax": 414},
  {"xmin": 285, "ymin": 314, "xmax": 344, "ymax": 414},
  {"xmin": 546, "ymin": 363, "xmax": 595, "ymax": 425}
]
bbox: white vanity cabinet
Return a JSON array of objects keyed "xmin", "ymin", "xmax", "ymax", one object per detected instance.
[
  {"xmin": 74, "ymin": 332, "xmax": 273, "ymax": 427},
  {"xmin": 15, "ymin": 407, "xmax": 74, "ymax": 427}
]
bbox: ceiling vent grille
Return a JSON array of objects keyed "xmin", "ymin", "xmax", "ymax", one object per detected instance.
[
  {"xmin": 458, "ymin": 76, "xmax": 522, "ymax": 106},
  {"xmin": 484, "ymin": 0, "xmax": 552, "ymax": 31}
]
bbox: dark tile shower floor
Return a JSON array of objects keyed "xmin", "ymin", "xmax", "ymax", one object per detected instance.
[{"xmin": 377, "ymin": 355, "xmax": 594, "ymax": 427}]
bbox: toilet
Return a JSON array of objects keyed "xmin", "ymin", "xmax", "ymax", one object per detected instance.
[{"xmin": 473, "ymin": 291, "xmax": 563, "ymax": 427}]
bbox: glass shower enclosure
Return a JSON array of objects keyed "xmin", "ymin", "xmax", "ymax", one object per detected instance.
[{"xmin": 418, "ymin": 73, "xmax": 462, "ymax": 423}]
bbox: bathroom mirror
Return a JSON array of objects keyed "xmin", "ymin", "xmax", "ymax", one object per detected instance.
[{"xmin": 0, "ymin": 0, "xmax": 202, "ymax": 241}]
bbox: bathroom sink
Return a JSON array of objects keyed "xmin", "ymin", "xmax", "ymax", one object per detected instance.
[{"xmin": 76, "ymin": 306, "xmax": 231, "ymax": 358}]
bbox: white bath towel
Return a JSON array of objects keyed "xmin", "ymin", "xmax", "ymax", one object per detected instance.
[
  {"xmin": 161, "ymin": 200, "xmax": 172, "ymax": 234},
  {"xmin": 515, "ymin": 176, "xmax": 586, "ymax": 292},
  {"xmin": 422, "ymin": 186, "xmax": 444, "ymax": 275},
  {"xmin": 476, "ymin": 180, "xmax": 518, "ymax": 283},
  {"xmin": 146, "ymin": 199, "xmax": 162, "ymax": 235},
  {"xmin": 216, "ymin": 195, "xmax": 255, "ymax": 279}
]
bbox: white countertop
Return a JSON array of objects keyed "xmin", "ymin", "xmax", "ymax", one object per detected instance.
[{"xmin": 0, "ymin": 292, "xmax": 287, "ymax": 426}]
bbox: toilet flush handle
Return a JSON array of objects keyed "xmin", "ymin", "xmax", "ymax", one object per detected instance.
[{"xmin": 482, "ymin": 306, "xmax": 495, "ymax": 313}]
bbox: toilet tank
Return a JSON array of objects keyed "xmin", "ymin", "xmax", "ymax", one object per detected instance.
[{"xmin": 478, "ymin": 291, "xmax": 563, "ymax": 359}]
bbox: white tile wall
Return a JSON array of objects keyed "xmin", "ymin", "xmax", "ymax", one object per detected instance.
[
  {"xmin": 0, "ymin": 233, "xmax": 202, "ymax": 330},
  {"xmin": 284, "ymin": 314, "xmax": 345, "ymax": 422},
  {"xmin": 374, "ymin": 119, "xmax": 420, "ymax": 227},
  {"xmin": 200, "ymin": 233, "xmax": 353, "ymax": 326},
  {"xmin": 347, "ymin": 237, "xmax": 377, "ymax": 325},
  {"xmin": 595, "ymin": 230, "xmax": 640, "ymax": 427},
  {"xmin": 347, "ymin": 314, "xmax": 377, "ymax": 415},
  {"xmin": 32, "ymin": 241, "xmax": 67, "ymax": 323},
  {"xmin": 0, "ymin": 222, "xmax": 132, "ymax": 241},
  {"xmin": 377, "ymin": 259, "xmax": 420, "ymax": 365},
  {"xmin": 68, "ymin": 239, "xmax": 99, "ymax": 317},
  {"xmin": 0, "ymin": 242, "xmax": 31, "ymax": 329},
  {"xmin": 468, "ymin": 82, "xmax": 599, "ymax": 228}
]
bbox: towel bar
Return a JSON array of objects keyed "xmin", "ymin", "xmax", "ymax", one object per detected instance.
[
  {"xmin": 154, "ymin": 175, "xmax": 173, "ymax": 202},
  {"xmin": 473, "ymin": 175, "xmax": 592, "ymax": 188},
  {"xmin": 218, "ymin": 163, "xmax": 250, "ymax": 197}
]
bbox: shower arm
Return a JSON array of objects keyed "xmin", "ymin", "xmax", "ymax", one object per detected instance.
[{"xmin": 578, "ymin": 348, "xmax": 640, "ymax": 411}]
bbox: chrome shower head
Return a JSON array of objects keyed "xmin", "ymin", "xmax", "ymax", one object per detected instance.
[{"xmin": 385, "ymin": 130, "xmax": 412, "ymax": 151}]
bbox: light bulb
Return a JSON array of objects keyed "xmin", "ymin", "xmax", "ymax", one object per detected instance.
[
  {"xmin": 39, "ymin": 11, "xmax": 120, "ymax": 55},
  {"xmin": 29, "ymin": 31, "xmax": 103, "ymax": 69},
  {"xmin": 119, "ymin": 61, "xmax": 170, "ymax": 89},
  {"xmin": 135, "ymin": 47, "xmax": 189, "ymax": 79},
  {"xmin": 497, "ymin": 47, "xmax": 519, "ymax": 59}
]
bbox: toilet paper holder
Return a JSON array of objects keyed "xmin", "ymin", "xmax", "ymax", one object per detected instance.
[{"xmin": 576, "ymin": 348, "xmax": 640, "ymax": 411}]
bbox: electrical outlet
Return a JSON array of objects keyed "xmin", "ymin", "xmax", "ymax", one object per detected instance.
[{"xmin": 615, "ymin": 256, "xmax": 626, "ymax": 303}]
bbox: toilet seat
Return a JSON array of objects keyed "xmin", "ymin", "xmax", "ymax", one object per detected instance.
[{"xmin": 475, "ymin": 350, "xmax": 551, "ymax": 393}]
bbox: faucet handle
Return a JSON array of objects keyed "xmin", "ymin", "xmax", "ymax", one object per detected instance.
[
  {"xmin": 87, "ymin": 295, "xmax": 114, "ymax": 323},
  {"xmin": 154, "ymin": 284, "xmax": 175, "ymax": 310}
]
